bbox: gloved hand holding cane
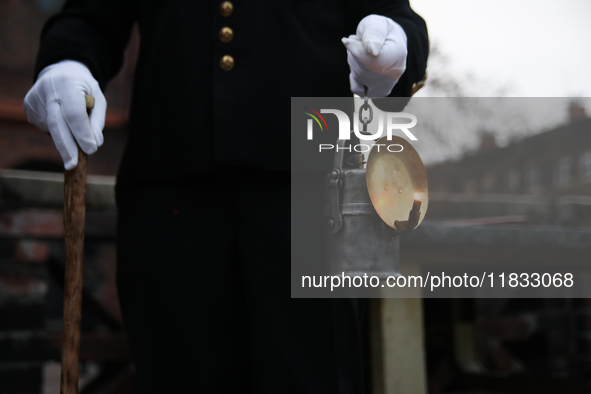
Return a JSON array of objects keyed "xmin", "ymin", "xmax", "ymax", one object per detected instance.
[
  {"xmin": 24, "ymin": 60, "xmax": 100, "ymax": 394},
  {"xmin": 24, "ymin": 60, "xmax": 106, "ymax": 170}
]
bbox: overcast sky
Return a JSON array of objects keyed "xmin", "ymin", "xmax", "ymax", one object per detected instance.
[{"xmin": 411, "ymin": 0, "xmax": 591, "ymax": 97}]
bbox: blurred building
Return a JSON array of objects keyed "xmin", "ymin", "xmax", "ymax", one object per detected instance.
[{"xmin": 428, "ymin": 102, "xmax": 591, "ymax": 198}]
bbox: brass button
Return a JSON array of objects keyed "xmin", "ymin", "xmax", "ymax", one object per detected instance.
[
  {"xmin": 219, "ymin": 27, "xmax": 234, "ymax": 43},
  {"xmin": 219, "ymin": 1, "xmax": 233, "ymax": 17},
  {"xmin": 220, "ymin": 55, "xmax": 235, "ymax": 71}
]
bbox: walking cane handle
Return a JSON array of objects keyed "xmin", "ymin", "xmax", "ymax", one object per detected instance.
[{"xmin": 84, "ymin": 94, "xmax": 94, "ymax": 112}]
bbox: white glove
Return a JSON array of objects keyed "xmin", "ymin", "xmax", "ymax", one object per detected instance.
[
  {"xmin": 342, "ymin": 15, "xmax": 408, "ymax": 97},
  {"xmin": 24, "ymin": 60, "xmax": 107, "ymax": 170}
]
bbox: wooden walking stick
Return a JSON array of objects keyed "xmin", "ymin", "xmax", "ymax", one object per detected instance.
[{"xmin": 60, "ymin": 94, "xmax": 94, "ymax": 394}]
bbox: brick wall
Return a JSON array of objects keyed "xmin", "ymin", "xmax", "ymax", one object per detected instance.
[
  {"xmin": 427, "ymin": 118, "xmax": 591, "ymax": 198},
  {"xmin": 0, "ymin": 238, "xmax": 49, "ymax": 393}
]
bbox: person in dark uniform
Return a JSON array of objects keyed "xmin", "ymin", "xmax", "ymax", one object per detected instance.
[{"xmin": 24, "ymin": 1, "xmax": 428, "ymax": 392}]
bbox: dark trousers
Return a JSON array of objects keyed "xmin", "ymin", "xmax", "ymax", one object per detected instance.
[{"xmin": 116, "ymin": 169, "xmax": 368, "ymax": 393}]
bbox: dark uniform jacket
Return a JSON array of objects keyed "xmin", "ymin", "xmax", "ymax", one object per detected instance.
[{"xmin": 35, "ymin": 0, "xmax": 428, "ymax": 185}]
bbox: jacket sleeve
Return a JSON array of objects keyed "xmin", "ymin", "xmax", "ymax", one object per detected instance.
[
  {"xmin": 343, "ymin": 0, "xmax": 429, "ymax": 109},
  {"xmin": 34, "ymin": 0, "xmax": 137, "ymax": 89}
]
